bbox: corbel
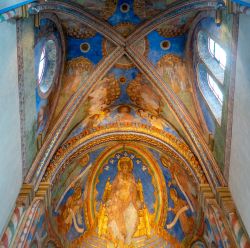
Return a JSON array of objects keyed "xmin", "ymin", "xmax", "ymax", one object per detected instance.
[
  {"xmin": 35, "ymin": 182, "xmax": 51, "ymax": 208},
  {"xmin": 216, "ymin": 187, "xmax": 250, "ymax": 247},
  {"xmin": 16, "ymin": 183, "xmax": 34, "ymax": 208}
]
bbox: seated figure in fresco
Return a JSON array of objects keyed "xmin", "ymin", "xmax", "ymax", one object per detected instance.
[
  {"xmin": 57, "ymin": 187, "xmax": 85, "ymax": 235},
  {"xmin": 97, "ymin": 157, "xmax": 151, "ymax": 247},
  {"xmin": 168, "ymin": 188, "xmax": 194, "ymax": 235}
]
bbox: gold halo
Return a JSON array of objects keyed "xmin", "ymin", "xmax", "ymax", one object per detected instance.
[
  {"xmin": 117, "ymin": 157, "xmax": 133, "ymax": 172},
  {"xmin": 73, "ymin": 187, "xmax": 82, "ymax": 200}
]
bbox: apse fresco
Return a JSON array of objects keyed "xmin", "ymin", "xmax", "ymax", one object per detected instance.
[
  {"xmin": 50, "ymin": 144, "xmax": 203, "ymax": 247},
  {"xmin": 148, "ymin": 148, "xmax": 199, "ymax": 243},
  {"xmin": 51, "ymin": 147, "xmax": 105, "ymax": 210}
]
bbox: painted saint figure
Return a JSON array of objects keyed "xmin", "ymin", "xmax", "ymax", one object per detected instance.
[{"xmin": 97, "ymin": 157, "xmax": 150, "ymax": 247}]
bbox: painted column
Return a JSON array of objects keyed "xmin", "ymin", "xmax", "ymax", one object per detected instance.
[
  {"xmin": 199, "ymin": 184, "xmax": 237, "ymax": 247},
  {"xmin": 0, "ymin": 184, "xmax": 33, "ymax": 248},
  {"xmin": 11, "ymin": 183, "xmax": 61, "ymax": 248},
  {"xmin": 217, "ymin": 188, "xmax": 250, "ymax": 248}
]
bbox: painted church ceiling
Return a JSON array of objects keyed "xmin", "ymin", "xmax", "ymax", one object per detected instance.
[
  {"xmin": 24, "ymin": 1, "xmax": 237, "ymax": 247},
  {"xmin": 41, "ymin": 5, "xmax": 202, "ymax": 146},
  {"xmin": 31, "ymin": 0, "xmax": 228, "ymax": 196},
  {"xmin": 57, "ymin": 62, "xmax": 189, "ymax": 144},
  {"xmin": 68, "ymin": 0, "xmax": 183, "ymax": 25}
]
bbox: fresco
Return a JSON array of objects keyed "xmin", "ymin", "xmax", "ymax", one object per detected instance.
[
  {"xmin": 51, "ymin": 14, "xmax": 104, "ymax": 119},
  {"xmin": 191, "ymin": 240, "xmax": 207, "ymax": 248},
  {"xmin": 30, "ymin": 212, "xmax": 48, "ymax": 246},
  {"xmin": 5, "ymin": 1, "xmax": 243, "ymax": 248},
  {"xmin": 62, "ymin": 0, "xmax": 198, "ymax": 43},
  {"xmin": 51, "ymin": 148, "xmax": 106, "ymax": 243},
  {"xmin": 65, "ymin": 0, "xmax": 144, "ymax": 37},
  {"xmin": 51, "ymin": 148, "xmax": 105, "ymax": 209},
  {"xmin": 70, "ymin": 0, "xmax": 187, "ymax": 22},
  {"xmin": 89, "ymin": 152, "xmax": 162, "ymax": 247},
  {"xmin": 148, "ymin": 148, "xmax": 199, "ymax": 245},
  {"xmin": 64, "ymin": 66, "xmax": 182, "ymax": 142},
  {"xmin": 50, "ymin": 144, "xmax": 201, "ymax": 247},
  {"xmin": 19, "ymin": 201, "xmax": 49, "ymax": 247},
  {"xmin": 156, "ymin": 12, "xmax": 196, "ymax": 38},
  {"xmin": 67, "ymin": 104, "xmax": 181, "ymax": 140},
  {"xmin": 140, "ymin": 19, "xmax": 200, "ymax": 124},
  {"xmin": 202, "ymin": 204, "xmax": 233, "ymax": 248},
  {"xmin": 46, "ymin": 8, "xmax": 201, "ymax": 144},
  {"xmin": 203, "ymin": 216, "xmax": 224, "ymax": 248},
  {"xmin": 32, "ymin": 0, "xmax": 210, "ymax": 159}
]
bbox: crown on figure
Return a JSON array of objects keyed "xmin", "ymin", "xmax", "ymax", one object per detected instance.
[{"xmin": 117, "ymin": 156, "xmax": 133, "ymax": 172}]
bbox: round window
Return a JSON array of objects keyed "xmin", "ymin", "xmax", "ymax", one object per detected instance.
[
  {"xmin": 38, "ymin": 47, "xmax": 46, "ymax": 84},
  {"xmin": 37, "ymin": 38, "xmax": 57, "ymax": 95}
]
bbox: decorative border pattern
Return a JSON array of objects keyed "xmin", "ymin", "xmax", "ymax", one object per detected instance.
[
  {"xmin": 16, "ymin": 19, "xmax": 27, "ymax": 178},
  {"xmin": 0, "ymin": 206, "xmax": 26, "ymax": 248},
  {"xmin": 42, "ymin": 123, "xmax": 207, "ymax": 185},
  {"xmin": 13, "ymin": 199, "xmax": 43, "ymax": 248},
  {"xmin": 229, "ymin": 212, "xmax": 250, "ymax": 248}
]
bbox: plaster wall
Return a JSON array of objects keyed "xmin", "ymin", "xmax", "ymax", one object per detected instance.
[
  {"xmin": 0, "ymin": 21, "xmax": 22, "ymax": 236},
  {"xmin": 21, "ymin": 17, "xmax": 37, "ymax": 176},
  {"xmin": 229, "ymin": 14, "xmax": 250, "ymax": 235}
]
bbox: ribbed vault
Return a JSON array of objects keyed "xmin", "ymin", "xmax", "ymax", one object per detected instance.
[
  {"xmin": 27, "ymin": 0, "xmax": 225, "ymax": 190},
  {"xmin": 20, "ymin": 1, "xmax": 235, "ymax": 247}
]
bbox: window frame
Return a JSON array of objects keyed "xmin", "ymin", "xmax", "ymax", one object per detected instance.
[
  {"xmin": 35, "ymin": 35, "xmax": 59, "ymax": 99},
  {"xmin": 38, "ymin": 46, "xmax": 47, "ymax": 85},
  {"xmin": 208, "ymin": 36, "xmax": 227, "ymax": 70},
  {"xmin": 196, "ymin": 62, "xmax": 223, "ymax": 125},
  {"xmin": 207, "ymin": 73, "xmax": 223, "ymax": 105},
  {"xmin": 196, "ymin": 30, "xmax": 227, "ymax": 125}
]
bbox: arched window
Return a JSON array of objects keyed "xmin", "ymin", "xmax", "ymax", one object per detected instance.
[
  {"xmin": 197, "ymin": 30, "xmax": 227, "ymax": 124},
  {"xmin": 38, "ymin": 47, "xmax": 46, "ymax": 84},
  {"xmin": 208, "ymin": 37, "xmax": 227, "ymax": 70},
  {"xmin": 207, "ymin": 74, "xmax": 223, "ymax": 104}
]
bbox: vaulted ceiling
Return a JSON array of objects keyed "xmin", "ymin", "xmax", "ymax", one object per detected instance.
[
  {"xmin": 28, "ymin": 0, "xmax": 226, "ymax": 187},
  {"xmin": 22, "ymin": 0, "xmax": 234, "ymax": 247}
]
